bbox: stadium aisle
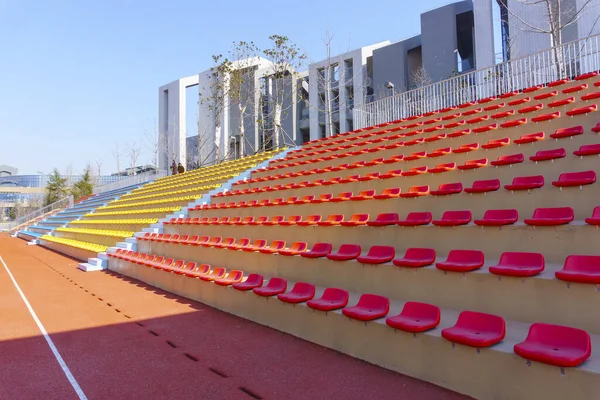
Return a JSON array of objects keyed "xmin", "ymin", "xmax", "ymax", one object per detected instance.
[{"xmin": 0, "ymin": 234, "xmax": 469, "ymax": 400}]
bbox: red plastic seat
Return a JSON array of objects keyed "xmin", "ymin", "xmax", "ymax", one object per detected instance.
[
  {"xmin": 573, "ymin": 144, "xmax": 600, "ymax": 156},
  {"xmin": 301, "ymin": 242, "xmax": 333, "ymax": 258},
  {"xmin": 474, "ymin": 209, "xmax": 518, "ymax": 226},
  {"xmin": 235, "ymin": 216, "xmax": 255, "ymax": 226},
  {"xmin": 441, "ymin": 311, "xmax": 506, "ymax": 347},
  {"xmin": 436, "ymin": 250, "xmax": 485, "ymax": 272},
  {"xmin": 330, "ymin": 192, "xmax": 353, "ymax": 202},
  {"xmin": 514, "ymin": 132, "xmax": 544, "ymax": 144},
  {"xmin": 253, "ymin": 277, "xmax": 287, "ymax": 297},
  {"xmin": 524, "ymin": 207, "xmax": 574, "ymax": 226},
  {"xmin": 342, "ymin": 294, "xmax": 390, "ymax": 321},
  {"xmin": 350, "ymin": 190, "xmax": 375, "ymax": 201},
  {"xmin": 566, "ymin": 104, "xmax": 597, "ymax": 116},
  {"xmin": 550, "ymin": 126, "xmax": 583, "ymax": 139},
  {"xmin": 373, "ymin": 188, "xmax": 401, "ymax": 199},
  {"xmin": 458, "ymin": 158, "xmax": 488, "ymax": 170},
  {"xmin": 585, "ymin": 206, "xmax": 600, "ymax": 225},
  {"xmin": 340, "ymin": 214, "xmax": 369, "ymax": 226},
  {"xmin": 429, "ymin": 162, "xmax": 456, "ymax": 173},
  {"xmin": 518, "ymin": 103, "xmax": 543, "ymax": 114},
  {"xmin": 490, "ymin": 153, "xmax": 524, "ymax": 166},
  {"xmin": 386, "ymin": 302, "xmax": 441, "ymax": 332},
  {"xmin": 248, "ymin": 216, "xmax": 269, "ymax": 226},
  {"xmin": 402, "ymin": 166, "xmax": 428, "ymax": 177},
  {"xmin": 432, "ymin": 210, "xmax": 472, "ymax": 226},
  {"xmin": 199, "ymin": 267, "xmax": 227, "ymax": 282},
  {"xmin": 453, "ymin": 143, "xmax": 479, "ymax": 153},
  {"xmin": 430, "ymin": 182, "xmax": 463, "ymax": 196},
  {"xmin": 481, "ymin": 137, "xmax": 510, "ymax": 150},
  {"xmin": 202, "ymin": 236, "xmax": 223, "ymax": 247},
  {"xmin": 400, "ymin": 185, "xmax": 429, "ymax": 198},
  {"xmin": 397, "ymin": 212, "xmax": 432, "ymax": 226},
  {"xmin": 404, "ymin": 151, "xmax": 427, "ymax": 161},
  {"xmin": 393, "ymin": 248, "xmax": 436, "ymax": 267},
  {"xmin": 182, "ymin": 263, "xmax": 211, "ymax": 278},
  {"xmin": 529, "ymin": 148, "xmax": 566, "ymax": 162},
  {"xmin": 357, "ymin": 246, "xmax": 395, "ymax": 264},
  {"xmin": 227, "ymin": 238, "xmax": 251, "ymax": 250},
  {"xmin": 311, "ymin": 193, "xmax": 333, "ymax": 203},
  {"xmin": 214, "ymin": 237, "xmax": 236, "ymax": 249},
  {"xmin": 232, "ymin": 273, "xmax": 264, "ymax": 291},
  {"xmin": 295, "ymin": 195, "xmax": 316, "ymax": 204},
  {"xmin": 278, "ymin": 215, "xmax": 302, "ymax": 226},
  {"xmin": 514, "ymin": 323, "xmax": 591, "ymax": 367},
  {"xmin": 464, "ymin": 179, "xmax": 501, "ymax": 193},
  {"xmin": 297, "ymin": 214, "xmax": 322, "ymax": 226},
  {"xmin": 307, "ymin": 288, "xmax": 349, "ymax": 311},
  {"xmin": 277, "ymin": 282, "xmax": 316, "ymax": 303},
  {"xmin": 326, "ymin": 244, "xmax": 361, "ymax": 261},
  {"xmin": 380, "ymin": 169, "xmax": 403, "ymax": 179},
  {"xmin": 489, "ymin": 252, "xmax": 545, "ymax": 277},
  {"xmin": 339, "ymin": 175, "xmax": 359, "ymax": 184},
  {"xmin": 261, "ymin": 216, "xmax": 284, "ymax": 226},
  {"xmin": 552, "ymin": 170, "xmax": 596, "ymax": 187},
  {"xmin": 367, "ymin": 213, "xmax": 399, "ymax": 227},
  {"xmin": 504, "ymin": 175, "xmax": 544, "ymax": 191},
  {"xmin": 214, "ymin": 270, "xmax": 244, "ymax": 286},
  {"xmin": 278, "ymin": 242, "xmax": 308, "ymax": 256},
  {"xmin": 358, "ymin": 172, "xmax": 380, "ymax": 181},
  {"xmin": 317, "ymin": 214, "xmax": 344, "ymax": 226},
  {"xmin": 555, "ymin": 255, "xmax": 600, "ymax": 284},
  {"xmin": 259, "ymin": 240, "xmax": 287, "ymax": 254}
]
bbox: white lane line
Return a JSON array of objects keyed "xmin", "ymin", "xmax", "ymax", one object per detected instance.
[{"xmin": 0, "ymin": 255, "xmax": 88, "ymax": 400}]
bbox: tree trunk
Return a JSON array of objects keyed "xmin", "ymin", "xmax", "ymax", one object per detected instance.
[
  {"xmin": 238, "ymin": 103, "xmax": 246, "ymax": 157},
  {"xmin": 273, "ymin": 103, "xmax": 282, "ymax": 148}
]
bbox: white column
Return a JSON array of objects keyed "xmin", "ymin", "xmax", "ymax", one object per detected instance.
[{"xmin": 473, "ymin": 0, "xmax": 495, "ymax": 69}]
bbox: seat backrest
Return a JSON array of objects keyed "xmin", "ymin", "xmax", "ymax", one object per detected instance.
[
  {"xmin": 472, "ymin": 179, "xmax": 501, "ymax": 189},
  {"xmin": 349, "ymin": 214, "xmax": 369, "ymax": 222},
  {"xmin": 484, "ymin": 209, "xmax": 518, "ymax": 220},
  {"xmin": 266, "ymin": 277, "xmax": 287, "ymax": 289},
  {"xmin": 338, "ymin": 244, "xmax": 361, "ymax": 255},
  {"xmin": 526, "ymin": 323, "xmax": 591, "ymax": 350},
  {"xmin": 564, "ymin": 255, "xmax": 600, "ymax": 273},
  {"xmin": 358, "ymin": 190, "xmax": 375, "ymax": 197},
  {"xmin": 292, "ymin": 282, "xmax": 316, "ymax": 295},
  {"xmin": 592, "ymin": 206, "xmax": 600, "ymax": 218},
  {"xmin": 272, "ymin": 216, "xmax": 284, "ymax": 223},
  {"xmin": 403, "ymin": 301, "xmax": 441, "ymax": 320},
  {"xmin": 375, "ymin": 213, "xmax": 399, "ymax": 222},
  {"xmin": 406, "ymin": 212, "xmax": 433, "ymax": 222},
  {"xmin": 290, "ymin": 242, "xmax": 308, "ymax": 251},
  {"xmin": 245, "ymin": 273, "xmax": 264, "ymax": 285},
  {"xmin": 512, "ymin": 175, "xmax": 544, "ymax": 185},
  {"xmin": 320, "ymin": 193, "xmax": 333, "ymax": 200},
  {"xmin": 557, "ymin": 170, "xmax": 596, "ymax": 182},
  {"xmin": 338, "ymin": 192, "xmax": 352, "ymax": 199},
  {"xmin": 409, "ymin": 185, "xmax": 429, "ymax": 193},
  {"xmin": 498, "ymin": 252, "xmax": 544, "ymax": 268},
  {"xmin": 532, "ymin": 207, "xmax": 573, "ymax": 219},
  {"xmin": 447, "ymin": 249, "xmax": 484, "ymax": 263},
  {"xmin": 405, "ymin": 247, "xmax": 436, "ymax": 260},
  {"xmin": 270, "ymin": 240, "xmax": 286, "ymax": 249},
  {"xmin": 312, "ymin": 242, "xmax": 333, "ymax": 253},
  {"xmin": 442, "ymin": 210, "xmax": 472, "ymax": 220},
  {"xmin": 356, "ymin": 294, "xmax": 390, "ymax": 312},
  {"xmin": 367, "ymin": 245, "xmax": 395, "ymax": 257},
  {"xmin": 456, "ymin": 311, "xmax": 505, "ymax": 334},
  {"xmin": 325, "ymin": 214, "xmax": 344, "ymax": 222},
  {"xmin": 307, "ymin": 215, "xmax": 321, "ymax": 222},
  {"xmin": 438, "ymin": 182, "xmax": 462, "ymax": 191}
]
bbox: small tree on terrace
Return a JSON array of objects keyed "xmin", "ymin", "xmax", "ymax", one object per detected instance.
[
  {"xmin": 71, "ymin": 166, "xmax": 94, "ymax": 201},
  {"xmin": 44, "ymin": 168, "xmax": 68, "ymax": 206},
  {"xmin": 261, "ymin": 34, "xmax": 307, "ymax": 149}
]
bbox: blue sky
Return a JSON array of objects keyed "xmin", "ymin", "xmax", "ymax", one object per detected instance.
[{"xmin": 0, "ymin": 0, "xmax": 458, "ymax": 175}]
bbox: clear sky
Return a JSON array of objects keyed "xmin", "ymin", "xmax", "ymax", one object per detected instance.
[{"xmin": 0, "ymin": 0, "xmax": 457, "ymax": 175}]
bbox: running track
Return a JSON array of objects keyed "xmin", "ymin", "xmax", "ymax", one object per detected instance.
[{"xmin": 0, "ymin": 233, "xmax": 470, "ymax": 399}]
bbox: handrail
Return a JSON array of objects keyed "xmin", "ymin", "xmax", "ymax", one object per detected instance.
[
  {"xmin": 353, "ymin": 33, "xmax": 600, "ymax": 128},
  {"xmin": 7, "ymin": 195, "xmax": 73, "ymax": 233}
]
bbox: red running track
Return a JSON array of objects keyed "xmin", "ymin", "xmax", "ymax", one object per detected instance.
[{"xmin": 0, "ymin": 234, "xmax": 471, "ymax": 400}]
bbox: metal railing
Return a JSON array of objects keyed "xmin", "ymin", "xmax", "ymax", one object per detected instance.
[
  {"xmin": 6, "ymin": 195, "xmax": 73, "ymax": 233},
  {"xmin": 92, "ymin": 170, "xmax": 168, "ymax": 194},
  {"xmin": 353, "ymin": 34, "xmax": 600, "ymax": 128}
]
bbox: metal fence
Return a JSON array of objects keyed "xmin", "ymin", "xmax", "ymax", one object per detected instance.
[
  {"xmin": 92, "ymin": 170, "xmax": 168, "ymax": 195},
  {"xmin": 353, "ymin": 34, "xmax": 600, "ymax": 128},
  {"xmin": 5, "ymin": 195, "xmax": 73, "ymax": 233}
]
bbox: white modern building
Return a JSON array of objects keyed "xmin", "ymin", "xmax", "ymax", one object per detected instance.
[{"xmin": 307, "ymin": 41, "xmax": 391, "ymax": 141}]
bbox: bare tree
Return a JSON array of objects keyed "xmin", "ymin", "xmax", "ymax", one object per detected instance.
[
  {"xmin": 409, "ymin": 66, "xmax": 432, "ymax": 89},
  {"xmin": 113, "ymin": 143, "xmax": 124, "ymax": 174},
  {"xmin": 261, "ymin": 34, "xmax": 307, "ymax": 149},
  {"xmin": 95, "ymin": 159, "xmax": 104, "ymax": 176},
  {"xmin": 128, "ymin": 141, "xmax": 142, "ymax": 175},
  {"xmin": 143, "ymin": 119, "xmax": 162, "ymax": 171},
  {"xmin": 498, "ymin": 0, "xmax": 597, "ymax": 75}
]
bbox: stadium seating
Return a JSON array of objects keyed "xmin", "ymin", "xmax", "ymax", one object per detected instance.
[{"xmin": 105, "ymin": 77, "xmax": 600, "ymax": 400}]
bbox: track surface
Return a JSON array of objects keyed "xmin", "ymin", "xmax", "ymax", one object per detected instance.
[{"xmin": 0, "ymin": 233, "xmax": 470, "ymax": 399}]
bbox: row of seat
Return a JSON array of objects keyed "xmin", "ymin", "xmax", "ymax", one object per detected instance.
[
  {"xmin": 284, "ymin": 74, "xmax": 599, "ymax": 159},
  {"xmin": 86, "ymin": 206, "xmax": 182, "ymax": 217},
  {"xmin": 137, "ymin": 231, "xmax": 600, "ymax": 282},
  {"xmin": 109, "ymin": 248, "xmax": 593, "ymax": 368},
  {"xmin": 39, "ymin": 235, "xmax": 108, "ymax": 252},
  {"xmin": 175, "ymin": 205, "xmax": 600, "ymax": 228},
  {"xmin": 69, "ymin": 218, "xmax": 159, "ymax": 225},
  {"xmin": 243, "ymin": 127, "xmax": 600, "ymax": 186},
  {"xmin": 198, "ymin": 170, "xmax": 596, "ymax": 212},
  {"xmin": 54, "ymin": 227, "xmax": 134, "ymax": 238}
]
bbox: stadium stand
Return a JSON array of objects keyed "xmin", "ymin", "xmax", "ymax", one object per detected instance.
[
  {"xmin": 37, "ymin": 150, "xmax": 284, "ymax": 268},
  {"xmin": 103, "ymin": 72, "xmax": 600, "ymax": 399}
]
